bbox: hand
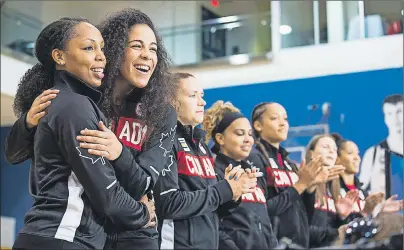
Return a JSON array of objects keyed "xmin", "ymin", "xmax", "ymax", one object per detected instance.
[
  {"xmin": 326, "ymin": 165, "xmax": 345, "ymax": 181},
  {"xmin": 26, "ymin": 89, "xmax": 59, "ymax": 128},
  {"xmin": 362, "ymin": 192, "xmax": 384, "ymax": 216},
  {"xmin": 140, "ymin": 195, "xmax": 156, "ymax": 228},
  {"xmin": 336, "ymin": 190, "xmax": 359, "ymax": 218},
  {"xmin": 225, "ymin": 164, "xmax": 256, "ymax": 200},
  {"xmin": 76, "ymin": 121, "xmax": 123, "ymax": 161},
  {"xmin": 382, "ymin": 194, "xmax": 404, "ymax": 213},
  {"xmin": 294, "ymin": 157, "xmax": 324, "ymax": 193}
]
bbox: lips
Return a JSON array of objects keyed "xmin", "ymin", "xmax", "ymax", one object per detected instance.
[{"xmin": 90, "ymin": 67, "xmax": 104, "ymax": 79}]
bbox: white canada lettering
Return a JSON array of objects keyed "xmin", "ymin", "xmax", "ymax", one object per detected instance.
[
  {"xmin": 242, "ymin": 187, "xmax": 266, "ymax": 204},
  {"xmin": 177, "ymin": 151, "xmax": 216, "ymax": 179},
  {"xmin": 115, "ymin": 117, "xmax": 148, "ymax": 151},
  {"xmin": 274, "ymin": 171, "xmax": 291, "ymax": 186}
]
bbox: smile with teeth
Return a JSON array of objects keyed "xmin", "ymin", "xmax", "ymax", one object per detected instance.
[
  {"xmin": 134, "ymin": 64, "xmax": 150, "ymax": 73},
  {"xmin": 91, "ymin": 68, "xmax": 104, "ymax": 73}
]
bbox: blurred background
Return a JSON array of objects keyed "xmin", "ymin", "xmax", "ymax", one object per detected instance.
[{"xmin": 1, "ymin": 0, "xmax": 403, "ymax": 248}]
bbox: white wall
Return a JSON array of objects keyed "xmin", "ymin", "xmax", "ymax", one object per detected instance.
[
  {"xmin": 188, "ymin": 34, "xmax": 403, "ymax": 89},
  {"xmin": 2, "ymin": 34, "xmax": 402, "ymax": 97}
]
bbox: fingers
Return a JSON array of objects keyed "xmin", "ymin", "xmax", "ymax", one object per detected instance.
[
  {"xmin": 79, "ymin": 129, "xmax": 110, "ymax": 139},
  {"xmin": 34, "ymin": 89, "xmax": 59, "ymax": 106},
  {"xmin": 140, "ymin": 195, "xmax": 148, "ymax": 202},
  {"xmin": 76, "ymin": 134, "xmax": 109, "ymax": 145},
  {"xmin": 87, "ymin": 149, "xmax": 110, "ymax": 158},
  {"xmin": 387, "ymin": 194, "xmax": 398, "ymax": 201},
  {"xmin": 227, "ymin": 165, "xmax": 242, "ymax": 179},
  {"xmin": 39, "ymin": 89, "xmax": 60, "ymax": 97},
  {"xmin": 98, "ymin": 121, "xmax": 109, "ymax": 132},
  {"xmin": 225, "ymin": 164, "xmax": 233, "ymax": 175},
  {"xmin": 79, "ymin": 142, "xmax": 108, "ymax": 151},
  {"xmin": 32, "ymin": 111, "xmax": 46, "ymax": 120},
  {"xmin": 233, "ymin": 168, "xmax": 245, "ymax": 181}
]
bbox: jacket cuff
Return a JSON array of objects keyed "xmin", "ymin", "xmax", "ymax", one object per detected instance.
[
  {"xmin": 286, "ymin": 186, "xmax": 301, "ymax": 200},
  {"xmin": 22, "ymin": 113, "xmax": 36, "ymax": 138},
  {"xmin": 214, "ymin": 180, "xmax": 234, "ymax": 205},
  {"xmin": 111, "ymin": 144, "xmax": 132, "ymax": 169}
]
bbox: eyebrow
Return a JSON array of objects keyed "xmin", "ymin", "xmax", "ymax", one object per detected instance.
[
  {"xmin": 128, "ymin": 39, "xmax": 157, "ymax": 47},
  {"xmin": 83, "ymin": 38, "xmax": 96, "ymax": 42}
]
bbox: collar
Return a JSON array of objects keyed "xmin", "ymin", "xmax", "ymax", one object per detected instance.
[
  {"xmin": 177, "ymin": 121, "xmax": 206, "ymax": 143},
  {"xmin": 339, "ymin": 176, "xmax": 363, "ymax": 190},
  {"xmin": 54, "ymin": 70, "xmax": 102, "ymax": 104},
  {"xmin": 215, "ymin": 152, "xmax": 242, "ymax": 167},
  {"xmin": 260, "ymin": 139, "xmax": 289, "ymax": 158}
]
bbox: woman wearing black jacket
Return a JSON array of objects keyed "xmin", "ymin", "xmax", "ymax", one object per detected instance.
[
  {"xmin": 334, "ymin": 134, "xmax": 403, "ymax": 219},
  {"xmin": 6, "ymin": 9, "xmax": 177, "ymax": 250},
  {"xmin": 202, "ymin": 100, "xmax": 277, "ymax": 249},
  {"xmin": 250, "ymin": 102, "xmax": 344, "ymax": 248},
  {"xmin": 10, "ymin": 17, "xmax": 155, "ymax": 250},
  {"xmin": 152, "ymin": 72, "xmax": 259, "ymax": 249}
]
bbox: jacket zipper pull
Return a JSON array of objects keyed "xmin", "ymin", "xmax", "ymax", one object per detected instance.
[{"xmin": 259, "ymin": 222, "xmax": 262, "ymax": 231}]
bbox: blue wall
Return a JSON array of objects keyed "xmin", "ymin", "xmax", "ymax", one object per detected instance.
[
  {"xmin": 204, "ymin": 68, "xmax": 403, "ymax": 156},
  {"xmin": 1, "ymin": 67, "xmax": 402, "ymax": 237},
  {"xmin": 1, "ymin": 126, "xmax": 32, "ymax": 236}
]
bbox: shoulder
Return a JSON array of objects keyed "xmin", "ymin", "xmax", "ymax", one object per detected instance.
[{"xmin": 46, "ymin": 91, "xmax": 103, "ymax": 127}]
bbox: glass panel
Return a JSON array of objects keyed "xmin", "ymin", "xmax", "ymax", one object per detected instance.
[
  {"xmin": 318, "ymin": 0, "xmax": 328, "ymax": 44},
  {"xmin": 364, "ymin": 0, "xmax": 403, "ymax": 37},
  {"xmin": 343, "ymin": 1, "xmax": 361, "ymax": 41},
  {"xmin": 280, "ymin": 1, "xmax": 314, "ymax": 48},
  {"xmin": 160, "ymin": 11, "xmax": 271, "ymax": 66},
  {"xmin": 1, "ymin": 6, "xmax": 43, "ymax": 57}
]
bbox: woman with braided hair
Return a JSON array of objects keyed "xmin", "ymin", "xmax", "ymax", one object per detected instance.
[{"xmin": 249, "ymin": 102, "xmax": 344, "ymax": 247}]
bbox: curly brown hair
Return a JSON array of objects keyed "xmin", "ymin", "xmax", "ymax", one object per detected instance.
[
  {"xmin": 97, "ymin": 8, "xmax": 174, "ymax": 141},
  {"xmin": 202, "ymin": 100, "xmax": 241, "ymax": 144}
]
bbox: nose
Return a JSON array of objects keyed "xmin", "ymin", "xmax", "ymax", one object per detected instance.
[
  {"xmin": 198, "ymin": 95, "xmax": 206, "ymax": 106},
  {"xmin": 140, "ymin": 48, "xmax": 152, "ymax": 61},
  {"xmin": 96, "ymin": 48, "xmax": 106, "ymax": 62}
]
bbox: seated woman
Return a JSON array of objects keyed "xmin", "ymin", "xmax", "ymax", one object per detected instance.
[{"xmin": 203, "ymin": 100, "xmax": 277, "ymax": 249}]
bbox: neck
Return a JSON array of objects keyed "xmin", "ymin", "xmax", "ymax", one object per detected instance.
[
  {"xmin": 113, "ymin": 75, "xmax": 134, "ymax": 105},
  {"xmin": 387, "ymin": 133, "xmax": 403, "ymax": 154},
  {"xmin": 221, "ymin": 150, "xmax": 243, "ymax": 162},
  {"xmin": 341, "ymin": 172, "xmax": 355, "ymax": 185},
  {"xmin": 178, "ymin": 118, "xmax": 197, "ymax": 128},
  {"xmin": 265, "ymin": 139, "xmax": 280, "ymax": 149}
]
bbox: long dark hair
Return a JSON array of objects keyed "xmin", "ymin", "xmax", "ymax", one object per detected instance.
[
  {"xmin": 98, "ymin": 8, "xmax": 174, "ymax": 140},
  {"xmin": 13, "ymin": 17, "xmax": 90, "ymax": 118}
]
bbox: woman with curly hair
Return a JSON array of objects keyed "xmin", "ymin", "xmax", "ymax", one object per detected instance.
[
  {"xmin": 10, "ymin": 17, "xmax": 155, "ymax": 250},
  {"xmin": 5, "ymin": 9, "xmax": 177, "ymax": 250},
  {"xmin": 202, "ymin": 100, "xmax": 278, "ymax": 249}
]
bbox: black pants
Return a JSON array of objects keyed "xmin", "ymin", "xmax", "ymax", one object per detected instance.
[{"xmin": 13, "ymin": 233, "xmax": 85, "ymax": 250}]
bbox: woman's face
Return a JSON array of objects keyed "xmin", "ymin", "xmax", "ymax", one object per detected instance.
[
  {"xmin": 254, "ymin": 103, "xmax": 289, "ymax": 143},
  {"xmin": 311, "ymin": 136, "xmax": 338, "ymax": 166},
  {"xmin": 337, "ymin": 141, "xmax": 361, "ymax": 174},
  {"xmin": 120, "ymin": 24, "xmax": 158, "ymax": 89},
  {"xmin": 216, "ymin": 118, "xmax": 254, "ymax": 161},
  {"xmin": 175, "ymin": 76, "xmax": 206, "ymax": 127},
  {"xmin": 55, "ymin": 22, "xmax": 106, "ymax": 87}
]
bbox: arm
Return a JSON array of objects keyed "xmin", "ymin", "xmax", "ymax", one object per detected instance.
[
  {"xmin": 215, "ymin": 164, "xmax": 241, "ymax": 218},
  {"xmin": 266, "ymin": 186, "xmax": 301, "ymax": 216},
  {"xmin": 4, "ymin": 113, "xmax": 35, "ymax": 164},
  {"xmin": 52, "ymin": 103, "xmax": 150, "ymax": 229},
  {"xmin": 153, "ymin": 151, "xmax": 234, "ymax": 220},
  {"xmin": 5, "ymin": 88, "xmax": 59, "ymax": 164},
  {"xmin": 111, "ymin": 108, "xmax": 178, "ymax": 199}
]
